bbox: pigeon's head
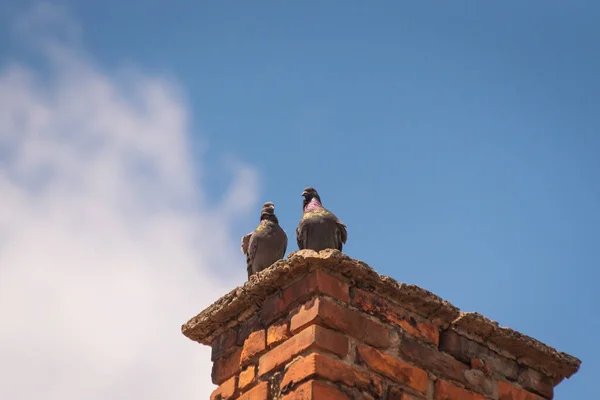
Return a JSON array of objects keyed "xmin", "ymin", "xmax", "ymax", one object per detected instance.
[
  {"xmin": 260, "ymin": 202, "xmax": 278, "ymax": 223},
  {"xmin": 262, "ymin": 201, "xmax": 275, "ymax": 213},
  {"xmin": 302, "ymin": 187, "xmax": 322, "ymax": 209}
]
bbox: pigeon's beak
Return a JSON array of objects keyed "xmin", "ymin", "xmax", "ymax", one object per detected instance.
[{"xmin": 301, "ymin": 190, "xmax": 308, "ymax": 197}]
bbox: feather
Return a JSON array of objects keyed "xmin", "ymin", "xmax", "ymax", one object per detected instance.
[
  {"xmin": 241, "ymin": 233, "xmax": 252, "ymax": 254},
  {"xmin": 296, "ymin": 187, "xmax": 348, "ymax": 252},
  {"xmin": 242, "ymin": 202, "xmax": 288, "ymax": 279}
]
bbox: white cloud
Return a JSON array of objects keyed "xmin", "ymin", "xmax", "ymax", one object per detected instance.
[{"xmin": 0, "ymin": 4, "xmax": 257, "ymax": 399}]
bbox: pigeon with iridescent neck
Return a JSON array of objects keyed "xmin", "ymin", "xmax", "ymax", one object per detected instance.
[
  {"xmin": 296, "ymin": 187, "xmax": 347, "ymax": 252},
  {"xmin": 241, "ymin": 202, "xmax": 288, "ymax": 279}
]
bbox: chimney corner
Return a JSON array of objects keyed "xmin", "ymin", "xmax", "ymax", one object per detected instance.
[{"xmin": 182, "ymin": 250, "xmax": 581, "ymax": 399}]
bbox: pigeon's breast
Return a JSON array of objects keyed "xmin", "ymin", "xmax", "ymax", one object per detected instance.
[
  {"xmin": 301, "ymin": 209, "xmax": 332, "ymax": 221},
  {"xmin": 301, "ymin": 211, "xmax": 338, "ymax": 230},
  {"xmin": 300, "ymin": 211, "xmax": 339, "ymax": 251},
  {"xmin": 256, "ymin": 221, "xmax": 283, "ymax": 237}
]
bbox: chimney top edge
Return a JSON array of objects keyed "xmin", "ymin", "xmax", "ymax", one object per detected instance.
[{"xmin": 181, "ymin": 249, "xmax": 581, "ymax": 380}]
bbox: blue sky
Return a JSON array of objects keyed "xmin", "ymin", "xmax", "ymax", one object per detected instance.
[{"xmin": 1, "ymin": 1, "xmax": 598, "ymax": 398}]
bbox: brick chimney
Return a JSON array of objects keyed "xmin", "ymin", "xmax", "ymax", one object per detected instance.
[{"xmin": 181, "ymin": 250, "xmax": 580, "ymax": 400}]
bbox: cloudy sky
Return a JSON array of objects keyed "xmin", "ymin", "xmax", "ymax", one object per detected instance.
[{"xmin": 0, "ymin": 2, "xmax": 598, "ymax": 399}]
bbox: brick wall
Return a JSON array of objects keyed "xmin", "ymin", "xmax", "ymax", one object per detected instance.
[{"xmin": 182, "ymin": 250, "xmax": 580, "ymax": 400}]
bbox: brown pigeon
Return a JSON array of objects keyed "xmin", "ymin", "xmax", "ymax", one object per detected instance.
[
  {"xmin": 296, "ymin": 187, "xmax": 347, "ymax": 252},
  {"xmin": 241, "ymin": 202, "xmax": 288, "ymax": 279}
]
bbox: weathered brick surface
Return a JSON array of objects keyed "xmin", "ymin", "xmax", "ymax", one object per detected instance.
[
  {"xmin": 309, "ymin": 270, "xmax": 350, "ymax": 303},
  {"xmin": 212, "ymin": 347, "xmax": 242, "ymax": 385},
  {"xmin": 434, "ymin": 379, "xmax": 486, "ymax": 400},
  {"xmin": 238, "ymin": 366, "xmax": 256, "ymax": 391},
  {"xmin": 281, "ymin": 380, "xmax": 350, "ymax": 400},
  {"xmin": 237, "ymin": 314, "xmax": 263, "ymax": 346},
  {"xmin": 267, "ymin": 321, "xmax": 291, "ymax": 347},
  {"xmin": 241, "ymin": 330, "xmax": 266, "ymax": 366},
  {"xmin": 259, "ymin": 325, "xmax": 349, "ymax": 375},
  {"xmin": 210, "ymin": 375, "xmax": 237, "ymax": 400},
  {"xmin": 362, "ymin": 392, "xmax": 376, "ymax": 400},
  {"xmin": 281, "ymin": 353, "xmax": 383, "ymax": 397},
  {"xmin": 399, "ymin": 335, "xmax": 469, "ymax": 384},
  {"xmin": 187, "ymin": 252, "xmax": 580, "ymax": 400},
  {"xmin": 260, "ymin": 270, "xmax": 350, "ymax": 324},
  {"xmin": 464, "ymin": 369, "xmax": 498, "ymax": 398},
  {"xmin": 238, "ymin": 381, "xmax": 269, "ymax": 400},
  {"xmin": 353, "ymin": 288, "xmax": 439, "ymax": 345},
  {"xmin": 357, "ymin": 344, "xmax": 428, "ymax": 394},
  {"xmin": 498, "ymin": 381, "xmax": 544, "ymax": 400},
  {"xmin": 489, "ymin": 327, "xmax": 575, "ymax": 380},
  {"xmin": 212, "ymin": 328, "xmax": 238, "ymax": 361},
  {"xmin": 518, "ymin": 368, "xmax": 553, "ymax": 399},
  {"xmin": 290, "ymin": 296, "xmax": 391, "ymax": 348},
  {"xmin": 387, "ymin": 386, "xmax": 426, "ymax": 400},
  {"xmin": 471, "ymin": 358, "xmax": 491, "ymax": 376},
  {"xmin": 440, "ymin": 329, "xmax": 518, "ymax": 380},
  {"xmin": 400, "ymin": 335, "xmax": 498, "ymax": 397}
]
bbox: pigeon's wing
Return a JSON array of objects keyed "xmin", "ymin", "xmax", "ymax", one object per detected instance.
[
  {"xmin": 296, "ymin": 219, "xmax": 307, "ymax": 250},
  {"xmin": 280, "ymin": 229, "xmax": 288, "ymax": 259},
  {"xmin": 241, "ymin": 232, "xmax": 252, "ymax": 254},
  {"xmin": 246, "ymin": 236, "xmax": 260, "ymax": 277},
  {"xmin": 336, "ymin": 220, "xmax": 348, "ymax": 250}
]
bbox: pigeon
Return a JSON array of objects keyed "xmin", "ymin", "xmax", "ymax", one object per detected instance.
[
  {"xmin": 296, "ymin": 187, "xmax": 347, "ymax": 252},
  {"xmin": 241, "ymin": 202, "xmax": 288, "ymax": 279}
]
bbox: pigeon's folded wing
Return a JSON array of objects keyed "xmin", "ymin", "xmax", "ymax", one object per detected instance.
[
  {"xmin": 296, "ymin": 221, "xmax": 307, "ymax": 250},
  {"xmin": 280, "ymin": 229, "xmax": 288, "ymax": 259},
  {"xmin": 241, "ymin": 232, "xmax": 252, "ymax": 254},
  {"xmin": 337, "ymin": 220, "xmax": 347, "ymax": 247}
]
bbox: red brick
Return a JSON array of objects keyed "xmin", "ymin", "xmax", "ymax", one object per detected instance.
[
  {"xmin": 212, "ymin": 347, "xmax": 242, "ymax": 385},
  {"xmin": 439, "ymin": 330, "xmax": 518, "ymax": 380},
  {"xmin": 211, "ymin": 328, "xmax": 238, "ymax": 361},
  {"xmin": 210, "ymin": 375, "xmax": 237, "ymax": 400},
  {"xmin": 498, "ymin": 381, "xmax": 544, "ymax": 400},
  {"xmin": 387, "ymin": 386, "xmax": 426, "ymax": 400},
  {"xmin": 239, "ymin": 365, "xmax": 256, "ymax": 391},
  {"xmin": 238, "ymin": 381, "xmax": 269, "ymax": 400},
  {"xmin": 362, "ymin": 392, "xmax": 376, "ymax": 400},
  {"xmin": 434, "ymin": 379, "xmax": 486, "ymax": 400},
  {"xmin": 260, "ymin": 271, "xmax": 350, "ymax": 324},
  {"xmin": 518, "ymin": 368, "xmax": 553, "ymax": 399},
  {"xmin": 357, "ymin": 344, "xmax": 428, "ymax": 394},
  {"xmin": 470, "ymin": 358, "xmax": 491, "ymax": 376},
  {"xmin": 399, "ymin": 335, "xmax": 469, "ymax": 385},
  {"xmin": 282, "ymin": 380, "xmax": 350, "ymax": 400},
  {"xmin": 402, "ymin": 395, "xmax": 425, "ymax": 400},
  {"xmin": 241, "ymin": 330, "xmax": 266, "ymax": 365},
  {"xmin": 463, "ymin": 369, "xmax": 496, "ymax": 398},
  {"xmin": 400, "ymin": 337, "xmax": 496, "ymax": 398},
  {"xmin": 258, "ymin": 325, "xmax": 348, "ymax": 375},
  {"xmin": 237, "ymin": 314, "xmax": 263, "ymax": 346},
  {"xmin": 281, "ymin": 353, "xmax": 383, "ymax": 397},
  {"xmin": 353, "ymin": 289, "xmax": 439, "ymax": 345},
  {"xmin": 267, "ymin": 321, "xmax": 291, "ymax": 347},
  {"xmin": 290, "ymin": 297, "xmax": 390, "ymax": 348},
  {"xmin": 308, "ymin": 270, "xmax": 350, "ymax": 302}
]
